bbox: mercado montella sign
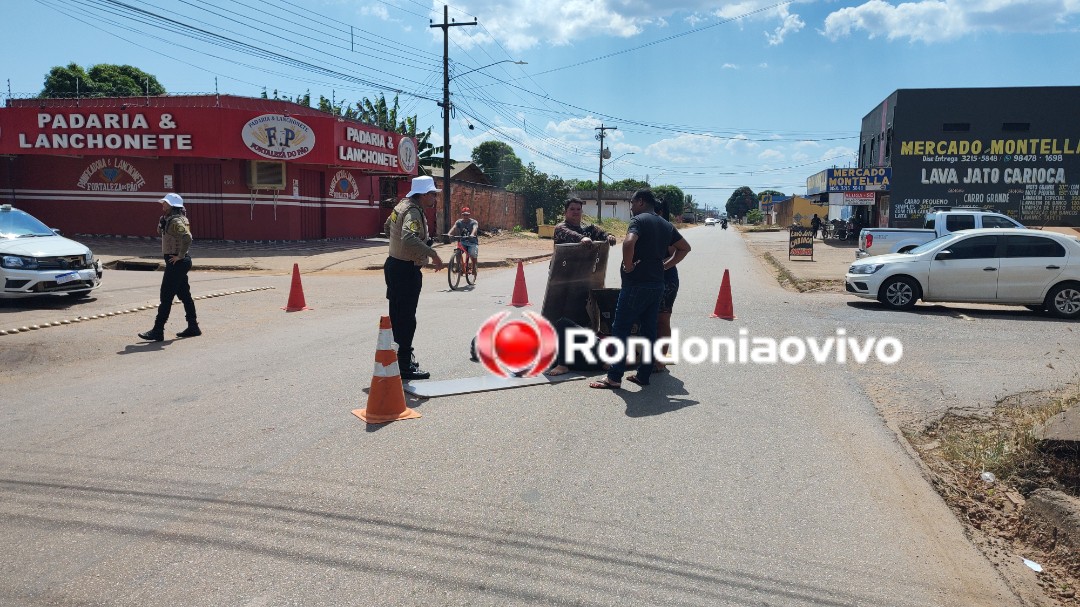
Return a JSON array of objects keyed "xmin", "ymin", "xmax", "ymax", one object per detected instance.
[{"xmin": 891, "ymin": 136, "xmax": 1080, "ymax": 226}]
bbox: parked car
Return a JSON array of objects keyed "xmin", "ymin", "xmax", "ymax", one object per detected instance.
[
  {"xmin": 704, "ymin": 217, "xmax": 719, "ymax": 225},
  {"xmin": 0, "ymin": 204, "xmax": 102, "ymax": 298},
  {"xmin": 856, "ymin": 209, "xmax": 1024, "ymax": 258},
  {"xmin": 845, "ymin": 228, "xmax": 1080, "ymax": 319}
]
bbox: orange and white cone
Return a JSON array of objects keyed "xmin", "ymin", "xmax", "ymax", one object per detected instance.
[{"xmin": 352, "ymin": 316, "xmax": 421, "ymax": 424}]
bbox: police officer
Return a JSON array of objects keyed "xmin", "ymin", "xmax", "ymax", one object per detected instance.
[
  {"xmin": 384, "ymin": 175, "xmax": 443, "ymax": 379},
  {"xmin": 139, "ymin": 193, "xmax": 200, "ymax": 341}
]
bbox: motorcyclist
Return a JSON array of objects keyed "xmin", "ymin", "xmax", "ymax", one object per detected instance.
[{"xmin": 720, "ymin": 218, "xmax": 728, "ymax": 229}]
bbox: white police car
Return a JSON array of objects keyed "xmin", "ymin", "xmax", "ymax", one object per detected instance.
[{"xmin": 0, "ymin": 204, "xmax": 102, "ymax": 298}]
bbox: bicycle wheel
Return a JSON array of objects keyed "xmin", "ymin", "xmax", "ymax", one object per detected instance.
[
  {"xmin": 465, "ymin": 255, "xmax": 477, "ymax": 285},
  {"xmin": 447, "ymin": 252, "xmax": 463, "ymax": 290}
]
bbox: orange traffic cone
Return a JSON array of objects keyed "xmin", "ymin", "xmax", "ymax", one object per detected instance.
[
  {"xmin": 509, "ymin": 261, "xmax": 531, "ymax": 307},
  {"xmin": 282, "ymin": 263, "xmax": 312, "ymax": 312},
  {"xmin": 710, "ymin": 269, "xmax": 736, "ymax": 320},
  {"xmin": 352, "ymin": 316, "xmax": 421, "ymax": 424}
]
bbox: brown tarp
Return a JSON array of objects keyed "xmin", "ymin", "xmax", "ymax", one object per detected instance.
[{"xmin": 541, "ymin": 242, "xmax": 609, "ymax": 329}]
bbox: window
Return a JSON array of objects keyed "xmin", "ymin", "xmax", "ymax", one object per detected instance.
[
  {"xmin": 982, "ymin": 215, "xmax": 1021, "ymax": 229},
  {"xmin": 942, "ymin": 123, "xmax": 971, "ymax": 132},
  {"xmin": 1002, "ymin": 122, "xmax": 1031, "ymax": 132},
  {"xmin": 1004, "ymin": 235, "xmax": 1066, "ymax": 258},
  {"xmin": 945, "ymin": 214, "xmax": 976, "ymax": 231},
  {"xmin": 884, "ymin": 128, "xmax": 892, "ymax": 159},
  {"xmin": 945, "ymin": 235, "xmax": 999, "ymax": 259}
]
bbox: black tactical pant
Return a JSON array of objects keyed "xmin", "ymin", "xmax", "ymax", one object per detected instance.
[
  {"xmin": 384, "ymin": 256, "xmax": 423, "ymax": 366},
  {"xmin": 154, "ymin": 255, "xmax": 197, "ymax": 329}
]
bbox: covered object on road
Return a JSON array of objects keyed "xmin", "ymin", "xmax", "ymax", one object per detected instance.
[{"xmin": 0, "ymin": 95, "xmax": 424, "ymax": 240}]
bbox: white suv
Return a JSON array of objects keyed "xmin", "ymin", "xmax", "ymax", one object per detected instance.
[{"xmin": 0, "ymin": 205, "xmax": 103, "ymax": 298}]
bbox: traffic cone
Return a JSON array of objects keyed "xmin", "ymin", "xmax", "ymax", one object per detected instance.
[
  {"xmin": 282, "ymin": 263, "xmax": 312, "ymax": 312},
  {"xmin": 508, "ymin": 261, "xmax": 531, "ymax": 307},
  {"xmin": 710, "ymin": 269, "xmax": 736, "ymax": 320},
  {"xmin": 352, "ymin": 316, "xmax": 421, "ymax": 424}
]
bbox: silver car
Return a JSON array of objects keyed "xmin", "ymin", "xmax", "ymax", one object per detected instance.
[
  {"xmin": 845, "ymin": 228, "xmax": 1080, "ymax": 319},
  {"xmin": 0, "ymin": 204, "xmax": 103, "ymax": 298}
]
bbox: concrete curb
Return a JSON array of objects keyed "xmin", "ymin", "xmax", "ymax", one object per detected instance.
[{"xmin": 1021, "ymin": 489, "xmax": 1080, "ymax": 555}]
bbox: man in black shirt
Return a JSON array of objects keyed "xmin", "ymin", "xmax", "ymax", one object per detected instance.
[{"xmin": 590, "ymin": 189, "xmax": 681, "ymax": 389}]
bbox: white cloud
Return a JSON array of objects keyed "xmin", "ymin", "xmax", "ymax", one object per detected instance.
[
  {"xmin": 442, "ymin": 1, "xmax": 808, "ymax": 51},
  {"xmin": 822, "ymin": 0, "xmax": 1080, "ymax": 43},
  {"xmin": 359, "ymin": 4, "xmax": 389, "ymax": 20},
  {"xmin": 646, "ymin": 133, "xmax": 726, "ymax": 163},
  {"xmin": 765, "ymin": 5, "xmax": 806, "ymax": 45},
  {"xmin": 724, "ymin": 134, "xmax": 761, "ymax": 154},
  {"xmin": 758, "ymin": 148, "xmax": 785, "ymax": 161},
  {"xmin": 722, "ymin": 63, "xmax": 739, "ymax": 69}
]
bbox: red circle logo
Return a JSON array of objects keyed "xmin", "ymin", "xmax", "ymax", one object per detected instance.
[{"xmin": 475, "ymin": 312, "xmax": 558, "ymax": 377}]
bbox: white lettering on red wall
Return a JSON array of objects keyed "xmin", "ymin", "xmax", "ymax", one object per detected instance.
[
  {"xmin": 18, "ymin": 112, "xmax": 193, "ymax": 151},
  {"xmin": 329, "ymin": 170, "xmax": 360, "ymax": 200},
  {"xmin": 337, "ymin": 125, "xmax": 399, "ymax": 168},
  {"xmin": 76, "ymin": 158, "xmax": 147, "ymax": 192}
]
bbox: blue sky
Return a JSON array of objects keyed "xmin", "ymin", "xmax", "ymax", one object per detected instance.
[{"xmin": 4, "ymin": 0, "xmax": 1080, "ymax": 212}]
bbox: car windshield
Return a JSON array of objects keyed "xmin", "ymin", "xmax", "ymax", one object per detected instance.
[
  {"xmin": 0, "ymin": 209, "xmax": 56, "ymax": 238},
  {"xmin": 907, "ymin": 233, "xmax": 961, "ymax": 255}
]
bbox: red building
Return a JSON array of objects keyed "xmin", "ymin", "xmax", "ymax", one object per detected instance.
[{"xmin": 0, "ymin": 95, "xmax": 422, "ymax": 240}]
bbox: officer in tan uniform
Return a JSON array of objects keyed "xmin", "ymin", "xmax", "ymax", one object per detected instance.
[
  {"xmin": 139, "ymin": 193, "xmax": 200, "ymax": 342},
  {"xmin": 384, "ymin": 175, "xmax": 443, "ymax": 379}
]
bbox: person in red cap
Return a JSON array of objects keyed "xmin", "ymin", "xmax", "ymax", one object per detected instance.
[{"xmin": 448, "ymin": 206, "xmax": 479, "ymax": 266}]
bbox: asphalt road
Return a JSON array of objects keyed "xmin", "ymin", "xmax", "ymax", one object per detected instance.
[{"xmin": 3, "ymin": 226, "xmax": 1077, "ymax": 606}]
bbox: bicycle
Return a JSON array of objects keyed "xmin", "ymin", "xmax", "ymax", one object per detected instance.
[{"xmin": 447, "ymin": 235, "xmax": 478, "ymax": 290}]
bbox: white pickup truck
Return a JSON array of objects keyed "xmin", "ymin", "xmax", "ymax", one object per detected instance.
[{"xmin": 856, "ymin": 209, "xmax": 1025, "ymax": 258}]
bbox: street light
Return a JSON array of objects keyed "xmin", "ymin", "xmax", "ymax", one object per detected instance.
[{"xmin": 439, "ymin": 59, "xmax": 527, "ymax": 238}]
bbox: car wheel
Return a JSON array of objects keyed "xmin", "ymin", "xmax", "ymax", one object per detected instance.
[
  {"xmin": 878, "ymin": 276, "xmax": 920, "ymax": 311},
  {"xmin": 1044, "ymin": 283, "xmax": 1080, "ymax": 319}
]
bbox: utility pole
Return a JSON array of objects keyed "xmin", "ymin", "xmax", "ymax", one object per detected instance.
[
  {"xmin": 595, "ymin": 124, "xmax": 616, "ymax": 222},
  {"xmin": 431, "ymin": 5, "xmax": 476, "ymax": 239}
]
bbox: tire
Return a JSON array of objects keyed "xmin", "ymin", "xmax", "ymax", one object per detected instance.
[
  {"xmin": 878, "ymin": 276, "xmax": 920, "ymax": 311},
  {"xmin": 447, "ymin": 253, "xmax": 462, "ymax": 290},
  {"xmin": 465, "ymin": 256, "xmax": 477, "ymax": 285},
  {"xmin": 1044, "ymin": 282, "xmax": 1080, "ymax": 319}
]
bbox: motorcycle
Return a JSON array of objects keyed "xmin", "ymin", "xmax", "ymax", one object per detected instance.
[{"xmin": 721, "ymin": 219, "xmax": 728, "ymax": 230}]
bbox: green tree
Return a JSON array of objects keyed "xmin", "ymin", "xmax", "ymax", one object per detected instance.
[
  {"xmin": 608, "ymin": 178, "xmax": 650, "ymax": 192},
  {"xmin": 508, "ymin": 163, "xmax": 569, "ymax": 228},
  {"xmin": 726, "ymin": 186, "xmax": 758, "ymax": 219},
  {"xmin": 41, "ymin": 63, "xmax": 165, "ymax": 98},
  {"xmin": 745, "ymin": 208, "xmax": 765, "ymax": 224},
  {"xmin": 471, "ymin": 141, "xmax": 523, "ymax": 188},
  {"xmin": 652, "ymin": 184, "xmax": 685, "ymax": 218}
]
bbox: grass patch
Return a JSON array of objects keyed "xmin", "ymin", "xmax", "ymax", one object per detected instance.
[
  {"xmin": 907, "ymin": 387, "xmax": 1080, "ymax": 601},
  {"xmin": 919, "ymin": 389, "xmax": 1080, "ymax": 495},
  {"xmin": 761, "ymin": 251, "xmax": 843, "ymax": 293}
]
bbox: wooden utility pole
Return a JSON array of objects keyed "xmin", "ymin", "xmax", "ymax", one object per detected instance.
[{"xmin": 431, "ymin": 6, "xmax": 476, "ymax": 239}]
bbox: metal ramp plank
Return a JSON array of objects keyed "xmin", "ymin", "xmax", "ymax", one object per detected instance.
[{"xmin": 403, "ymin": 373, "xmax": 585, "ymax": 398}]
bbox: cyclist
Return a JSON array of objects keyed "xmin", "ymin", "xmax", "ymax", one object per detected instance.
[{"xmin": 448, "ymin": 207, "xmax": 479, "ymax": 265}]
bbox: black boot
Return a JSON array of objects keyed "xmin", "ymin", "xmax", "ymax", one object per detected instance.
[
  {"xmin": 176, "ymin": 322, "xmax": 201, "ymax": 338},
  {"xmin": 138, "ymin": 327, "xmax": 165, "ymax": 342}
]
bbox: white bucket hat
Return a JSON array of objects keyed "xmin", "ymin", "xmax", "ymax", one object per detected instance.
[
  {"xmin": 160, "ymin": 193, "xmax": 184, "ymax": 207},
  {"xmin": 406, "ymin": 175, "xmax": 440, "ymax": 197}
]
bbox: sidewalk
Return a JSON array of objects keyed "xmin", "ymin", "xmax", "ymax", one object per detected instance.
[
  {"xmin": 85, "ymin": 233, "xmax": 557, "ymax": 275},
  {"xmin": 736, "ymin": 227, "xmax": 857, "ymax": 290}
]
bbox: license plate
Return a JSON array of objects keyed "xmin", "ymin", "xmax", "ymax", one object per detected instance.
[{"xmin": 55, "ymin": 271, "xmax": 79, "ymax": 284}]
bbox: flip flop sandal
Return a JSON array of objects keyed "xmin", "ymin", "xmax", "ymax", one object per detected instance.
[
  {"xmin": 626, "ymin": 375, "xmax": 649, "ymax": 387},
  {"xmin": 589, "ymin": 379, "xmax": 621, "ymax": 389}
]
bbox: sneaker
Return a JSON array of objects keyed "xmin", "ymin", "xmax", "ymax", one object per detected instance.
[
  {"xmin": 138, "ymin": 329, "xmax": 164, "ymax": 342},
  {"xmin": 176, "ymin": 325, "xmax": 201, "ymax": 338},
  {"xmin": 401, "ymin": 367, "xmax": 431, "ymax": 380}
]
